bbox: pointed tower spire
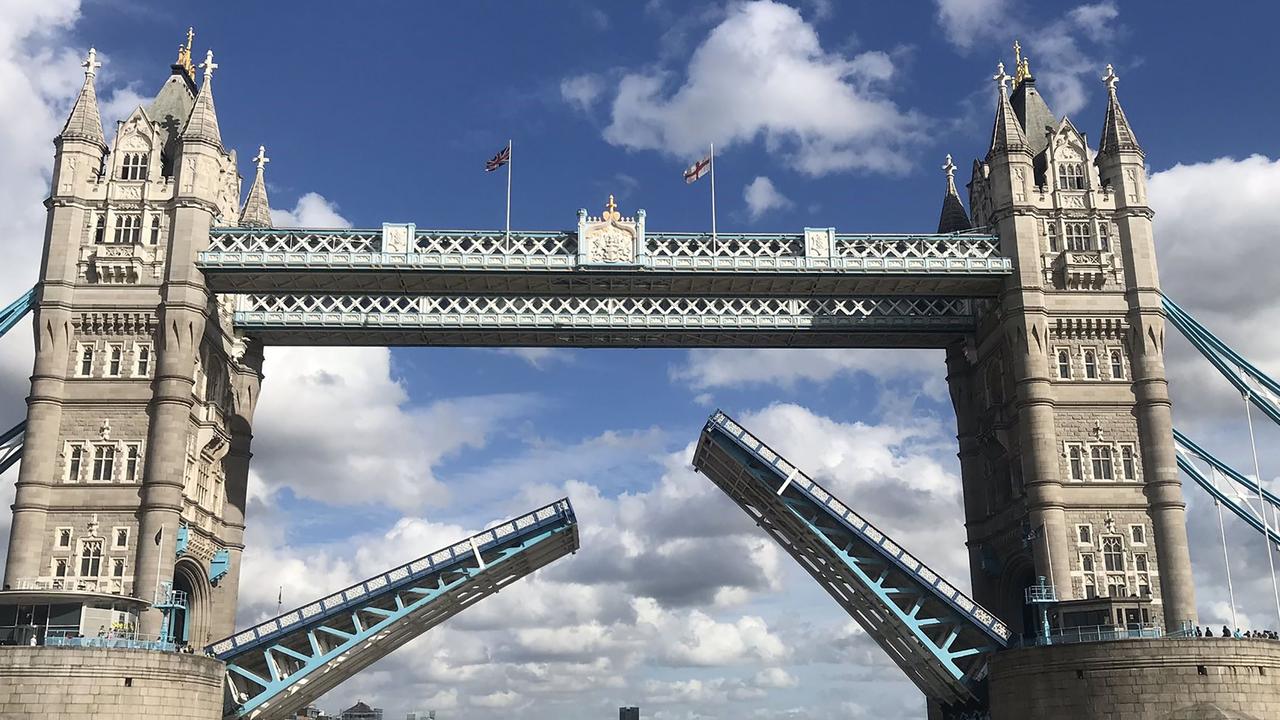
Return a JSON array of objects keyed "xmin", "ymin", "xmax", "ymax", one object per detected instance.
[
  {"xmin": 181, "ymin": 49, "xmax": 222, "ymax": 148},
  {"xmin": 59, "ymin": 48, "xmax": 107, "ymax": 149},
  {"xmin": 239, "ymin": 145, "xmax": 273, "ymax": 227},
  {"xmin": 1097, "ymin": 64, "xmax": 1142, "ymax": 158},
  {"xmin": 937, "ymin": 154, "xmax": 972, "ymax": 233},
  {"xmin": 988, "ymin": 62, "xmax": 1028, "ymax": 158}
]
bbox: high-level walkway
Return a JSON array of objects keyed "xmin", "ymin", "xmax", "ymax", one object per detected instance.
[{"xmin": 197, "ymin": 222, "xmax": 1010, "ymax": 347}]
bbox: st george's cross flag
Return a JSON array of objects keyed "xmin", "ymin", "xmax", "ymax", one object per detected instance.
[
  {"xmin": 683, "ymin": 153, "xmax": 711, "ymax": 184},
  {"xmin": 485, "ymin": 143, "xmax": 511, "ymax": 172}
]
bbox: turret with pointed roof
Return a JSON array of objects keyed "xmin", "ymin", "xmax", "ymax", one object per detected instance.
[
  {"xmin": 239, "ymin": 145, "xmax": 273, "ymax": 227},
  {"xmin": 59, "ymin": 48, "xmax": 107, "ymax": 150},
  {"xmin": 988, "ymin": 63, "xmax": 1028, "ymax": 158},
  {"xmin": 182, "ymin": 49, "xmax": 222, "ymax": 149},
  {"xmin": 1097, "ymin": 64, "xmax": 1142, "ymax": 158},
  {"xmin": 937, "ymin": 154, "xmax": 972, "ymax": 233}
]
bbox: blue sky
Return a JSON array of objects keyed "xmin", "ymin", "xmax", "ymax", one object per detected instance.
[{"xmin": 4, "ymin": 1, "xmax": 1280, "ymax": 718}]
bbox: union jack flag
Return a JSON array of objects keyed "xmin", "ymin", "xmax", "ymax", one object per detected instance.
[
  {"xmin": 485, "ymin": 144, "xmax": 511, "ymax": 172},
  {"xmin": 683, "ymin": 153, "xmax": 711, "ymax": 184}
]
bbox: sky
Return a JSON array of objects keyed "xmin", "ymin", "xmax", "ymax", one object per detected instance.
[{"xmin": 2, "ymin": 1, "xmax": 1280, "ymax": 718}]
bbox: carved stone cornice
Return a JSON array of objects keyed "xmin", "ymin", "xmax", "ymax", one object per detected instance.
[{"xmin": 73, "ymin": 311, "xmax": 158, "ymax": 336}]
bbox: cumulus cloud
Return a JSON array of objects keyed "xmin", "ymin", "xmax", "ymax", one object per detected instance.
[
  {"xmin": 934, "ymin": 0, "xmax": 1010, "ymax": 51},
  {"xmin": 270, "ymin": 191, "xmax": 353, "ymax": 228},
  {"xmin": 743, "ymin": 176, "xmax": 792, "ymax": 220},
  {"xmin": 670, "ymin": 348, "xmax": 948, "ymax": 400},
  {"xmin": 560, "ymin": 73, "xmax": 605, "ymax": 113},
  {"xmin": 595, "ymin": 0, "xmax": 925, "ymax": 176}
]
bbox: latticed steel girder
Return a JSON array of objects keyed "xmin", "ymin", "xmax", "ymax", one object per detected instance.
[
  {"xmin": 210, "ymin": 499, "xmax": 578, "ymax": 720},
  {"xmin": 197, "ymin": 226, "xmax": 1011, "ymax": 297},
  {"xmin": 230, "ymin": 293, "xmax": 977, "ymax": 348},
  {"xmin": 0, "ymin": 420, "xmax": 24, "ymax": 475},
  {"xmin": 692, "ymin": 412, "xmax": 1010, "ymax": 711}
]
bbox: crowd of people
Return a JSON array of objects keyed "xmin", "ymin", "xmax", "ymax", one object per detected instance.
[{"xmin": 1193, "ymin": 625, "xmax": 1280, "ymax": 640}]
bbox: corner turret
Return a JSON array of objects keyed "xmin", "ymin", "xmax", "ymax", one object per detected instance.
[
  {"xmin": 937, "ymin": 154, "xmax": 972, "ymax": 233},
  {"xmin": 239, "ymin": 146, "xmax": 273, "ymax": 227}
]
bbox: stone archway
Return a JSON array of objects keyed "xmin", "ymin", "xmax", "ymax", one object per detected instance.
[
  {"xmin": 173, "ymin": 557, "xmax": 213, "ymax": 647},
  {"xmin": 997, "ymin": 555, "xmax": 1037, "ymax": 638}
]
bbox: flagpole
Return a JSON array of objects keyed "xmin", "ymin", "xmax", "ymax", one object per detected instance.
[
  {"xmin": 505, "ymin": 139, "xmax": 512, "ymax": 242},
  {"xmin": 709, "ymin": 142, "xmax": 717, "ymax": 244}
]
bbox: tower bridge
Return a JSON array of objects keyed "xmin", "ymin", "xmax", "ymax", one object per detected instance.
[{"xmin": 3, "ymin": 33, "xmax": 1280, "ymax": 720}]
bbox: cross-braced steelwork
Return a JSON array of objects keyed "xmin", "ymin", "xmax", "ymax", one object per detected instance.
[
  {"xmin": 1174, "ymin": 429, "xmax": 1280, "ymax": 546},
  {"xmin": 0, "ymin": 421, "xmax": 24, "ymax": 475},
  {"xmin": 232, "ymin": 293, "xmax": 976, "ymax": 347},
  {"xmin": 198, "ymin": 225, "xmax": 1011, "ymax": 297},
  {"xmin": 693, "ymin": 412, "xmax": 1011, "ymax": 713},
  {"xmin": 0, "ymin": 288, "xmax": 34, "ymax": 337},
  {"xmin": 211, "ymin": 499, "xmax": 578, "ymax": 720}
]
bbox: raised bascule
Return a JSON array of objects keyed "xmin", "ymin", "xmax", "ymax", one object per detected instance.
[{"xmin": 2, "ymin": 32, "xmax": 1280, "ymax": 720}]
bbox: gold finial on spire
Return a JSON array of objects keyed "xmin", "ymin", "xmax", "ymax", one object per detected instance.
[
  {"xmin": 1012, "ymin": 40, "xmax": 1031, "ymax": 88},
  {"xmin": 175, "ymin": 26, "xmax": 195, "ymax": 81},
  {"xmin": 603, "ymin": 194, "xmax": 621, "ymax": 222}
]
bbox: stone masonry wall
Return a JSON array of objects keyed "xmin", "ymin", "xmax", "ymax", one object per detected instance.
[
  {"xmin": 988, "ymin": 638, "xmax": 1280, "ymax": 720},
  {"xmin": 0, "ymin": 646, "xmax": 224, "ymax": 720}
]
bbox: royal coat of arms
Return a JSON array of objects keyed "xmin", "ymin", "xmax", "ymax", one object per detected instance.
[{"xmin": 578, "ymin": 195, "xmax": 645, "ymax": 266}]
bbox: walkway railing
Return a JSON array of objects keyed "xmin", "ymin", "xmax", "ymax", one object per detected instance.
[
  {"xmin": 1013, "ymin": 624, "xmax": 1165, "ymax": 648},
  {"xmin": 44, "ymin": 630, "xmax": 176, "ymax": 652}
]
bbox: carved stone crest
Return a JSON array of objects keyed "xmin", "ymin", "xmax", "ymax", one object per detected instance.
[{"xmin": 578, "ymin": 195, "xmax": 645, "ymax": 266}]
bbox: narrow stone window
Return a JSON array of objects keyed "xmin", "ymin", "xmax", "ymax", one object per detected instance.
[
  {"xmin": 79, "ymin": 540, "xmax": 102, "ymax": 577},
  {"xmin": 114, "ymin": 528, "xmax": 129, "ymax": 548},
  {"xmin": 58, "ymin": 528, "xmax": 72, "ymax": 547},
  {"xmin": 135, "ymin": 344, "xmax": 151, "ymax": 377},
  {"xmin": 125, "ymin": 445, "xmax": 140, "ymax": 482},
  {"xmin": 1083, "ymin": 573, "xmax": 1097, "ymax": 599},
  {"xmin": 78, "ymin": 343, "xmax": 95, "ymax": 376},
  {"xmin": 107, "ymin": 344, "xmax": 123, "ymax": 377},
  {"xmin": 1103, "ymin": 536, "xmax": 1125, "ymax": 572},
  {"xmin": 150, "ymin": 216, "xmax": 162, "ymax": 245},
  {"xmin": 1130, "ymin": 525, "xmax": 1145, "ymax": 544},
  {"xmin": 1109, "ymin": 350, "xmax": 1124, "ymax": 380},
  {"xmin": 67, "ymin": 445, "xmax": 83, "ymax": 482},
  {"xmin": 1077, "ymin": 525, "xmax": 1092, "ymax": 543},
  {"xmin": 1084, "ymin": 350, "xmax": 1098, "ymax": 379},
  {"xmin": 1057, "ymin": 350, "xmax": 1071, "ymax": 379},
  {"xmin": 94, "ymin": 215, "xmax": 106, "ymax": 244},
  {"xmin": 54, "ymin": 558, "xmax": 69, "ymax": 578},
  {"xmin": 1091, "ymin": 445, "xmax": 1114, "ymax": 480},
  {"xmin": 92, "ymin": 445, "xmax": 116, "ymax": 482},
  {"xmin": 112, "ymin": 558, "xmax": 125, "ymax": 577},
  {"xmin": 1121, "ymin": 446, "xmax": 1136, "ymax": 480},
  {"xmin": 1134, "ymin": 553, "xmax": 1151, "ymax": 596},
  {"xmin": 1068, "ymin": 445, "xmax": 1083, "ymax": 481},
  {"xmin": 1098, "ymin": 222, "xmax": 1110, "ymax": 252},
  {"xmin": 1046, "ymin": 221, "xmax": 1059, "ymax": 252}
]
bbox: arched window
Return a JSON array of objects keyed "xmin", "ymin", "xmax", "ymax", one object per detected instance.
[
  {"xmin": 1098, "ymin": 222, "xmax": 1111, "ymax": 252},
  {"xmin": 1121, "ymin": 446, "xmax": 1136, "ymax": 480},
  {"xmin": 113, "ymin": 214, "xmax": 141, "ymax": 244},
  {"xmin": 79, "ymin": 540, "xmax": 103, "ymax": 577},
  {"xmin": 1083, "ymin": 350, "xmax": 1098, "ymax": 379},
  {"xmin": 1065, "ymin": 222, "xmax": 1091, "ymax": 251},
  {"xmin": 1057, "ymin": 162, "xmax": 1086, "ymax": 190},
  {"xmin": 1068, "ymin": 446, "xmax": 1083, "ymax": 481},
  {"xmin": 94, "ymin": 215, "xmax": 105, "ymax": 244},
  {"xmin": 1091, "ymin": 445, "xmax": 1114, "ymax": 480},
  {"xmin": 120, "ymin": 152, "xmax": 148, "ymax": 181},
  {"xmin": 135, "ymin": 344, "xmax": 151, "ymax": 376},
  {"xmin": 150, "ymin": 216, "xmax": 162, "ymax": 245},
  {"xmin": 1109, "ymin": 350, "xmax": 1124, "ymax": 379},
  {"xmin": 126, "ymin": 444, "xmax": 140, "ymax": 482},
  {"xmin": 1045, "ymin": 221, "xmax": 1059, "ymax": 252},
  {"xmin": 107, "ymin": 344, "xmax": 122, "ymax": 376},
  {"xmin": 1102, "ymin": 536, "xmax": 1125, "ymax": 572},
  {"xmin": 1057, "ymin": 350, "xmax": 1071, "ymax": 379},
  {"xmin": 67, "ymin": 445, "xmax": 83, "ymax": 482},
  {"xmin": 79, "ymin": 344, "xmax": 94, "ymax": 376}
]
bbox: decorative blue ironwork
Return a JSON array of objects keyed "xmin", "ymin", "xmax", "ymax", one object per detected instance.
[
  {"xmin": 0, "ymin": 287, "xmax": 35, "ymax": 337},
  {"xmin": 1174, "ymin": 428, "xmax": 1280, "ymax": 546},
  {"xmin": 209, "ymin": 548, "xmax": 230, "ymax": 584},
  {"xmin": 211, "ymin": 499, "xmax": 578, "ymax": 720},
  {"xmin": 693, "ymin": 411, "xmax": 1010, "ymax": 710}
]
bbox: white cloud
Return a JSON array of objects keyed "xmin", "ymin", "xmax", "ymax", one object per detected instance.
[
  {"xmin": 488, "ymin": 347, "xmax": 575, "ymax": 369},
  {"xmin": 597, "ymin": 0, "xmax": 924, "ymax": 176},
  {"xmin": 743, "ymin": 176, "xmax": 792, "ymax": 220},
  {"xmin": 560, "ymin": 73, "xmax": 605, "ymax": 113},
  {"xmin": 934, "ymin": 0, "xmax": 1010, "ymax": 51},
  {"xmin": 671, "ymin": 348, "xmax": 948, "ymax": 400},
  {"xmin": 270, "ymin": 192, "xmax": 353, "ymax": 228},
  {"xmin": 1028, "ymin": 3, "xmax": 1120, "ymax": 117}
]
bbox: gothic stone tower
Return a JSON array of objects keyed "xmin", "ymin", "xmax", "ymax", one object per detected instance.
[
  {"xmin": 943, "ymin": 52, "xmax": 1197, "ymax": 634},
  {"xmin": 2, "ymin": 37, "xmax": 266, "ymax": 644}
]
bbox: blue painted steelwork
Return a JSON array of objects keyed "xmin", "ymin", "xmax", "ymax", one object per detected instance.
[
  {"xmin": 175, "ymin": 523, "xmax": 189, "ymax": 556},
  {"xmin": 209, "ymin": 549, "xmax": 230, "ymax": 584},
  {"xmin": 1164, "ymin": 295, "xmax": 1280, "ymax": 427},
  {"xmin": 211, "ymin": 499, "xmax": 578, "ymax": 720},
  {"xmin": 0, "ymin": 420, "xmax": 25, "ymax": 475},
  {"xmin": 693, "ymin": 411, "xmax": 1010, "ymax": 711},
  {"xmin": 0, "ymin": 287, "xmax": 35, "ymax": 337},
  {"xmin": 1174, "ymin": 428, "xmax": 1280, "ymax": 546}
]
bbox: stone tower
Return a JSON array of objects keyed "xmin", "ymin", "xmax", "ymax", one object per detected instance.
[
  {"xmin": 944, "ymin": 52, "xmax": 1196, "ymax": 634},
  {"xmin": 2, "ymin": 37, "xmax": 265, "ymax": 644}
]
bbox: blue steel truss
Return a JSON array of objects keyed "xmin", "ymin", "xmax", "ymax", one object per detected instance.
[
  {"xmin": 211, "ymin": 499, "xmax": 578, "ymax": 720},
  {"xmin": 0, "ymin": 420, "xmax": 24, "ymax": 475},
  {"xmin": 0, "ymin": 287, "xmax": 34, "ymax": 337},
  {"xmin": 693, "ymin": 411, "xmax": 1011, "ymax": 711},
  {"xmin": 1173, "ymin": 428, "xmax": 1280, "ymax": 546}
]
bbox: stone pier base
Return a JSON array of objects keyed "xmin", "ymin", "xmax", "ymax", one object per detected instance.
[
  {"xmin": 0, "ymin": 646, "xmax": 225, "ymax": 720},
  {"xmin": 988, "ymin": 638, "xmax": 1280, "ymax": 719}
]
